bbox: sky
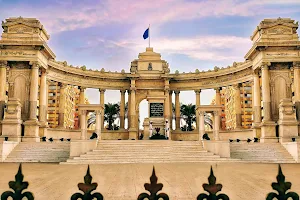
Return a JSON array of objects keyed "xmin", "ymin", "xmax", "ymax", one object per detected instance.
[{"xmin": 1, "ymin": 0, "xmax": 300, "ymax": 128}]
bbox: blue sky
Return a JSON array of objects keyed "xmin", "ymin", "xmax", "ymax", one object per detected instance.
[{"xmin": 1, "ymin": 0, "xmax": 300, "ymax": 127}]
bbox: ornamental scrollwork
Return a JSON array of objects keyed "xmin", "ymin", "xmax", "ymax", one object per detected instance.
[
  {"xmin": 266, "ymin": 165, "xmax": 299, "ymax": 200},
  {"xmin": 71, "ymin": 165, "xmax": 103, "ymax": 200},
  {"xmin": 197, "ymin": 166, "xmax": 229, "ymax": 200},
  {"xmin": 137, "ymin": 167, "xmax": 169, "ymax": 200},
  {"xmin": 1, "ymin": 164, "xmax": 34, "ymax": 200}
]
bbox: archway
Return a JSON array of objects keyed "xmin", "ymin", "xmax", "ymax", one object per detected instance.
[{"xmin": 138, "ymin": 99, "xmax": 149, "ymax": 137}]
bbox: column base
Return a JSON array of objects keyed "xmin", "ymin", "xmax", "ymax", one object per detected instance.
[
  {"xmin": 128, "ymin": 128, "xmax": 138, "ymax": 140},
  {"xmin": 252, "ymin": 127, "xmax": 261, "ymax": 139},
  {"xmin": 0, "ymin": 119, "xmax": 23, "ymax": 142},
  {"xmin": 23, "ymin": 119, "xmax": 40, "ymax": 142},
  {"xmin": 39, "ymin": 122, "xmax": 48, "ymax": 138},
  {"xmin": 260, "ymin": 121, "xmax": 278, "ymax": 143}
]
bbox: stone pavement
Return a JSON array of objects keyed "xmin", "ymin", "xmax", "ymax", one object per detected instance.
[{"xmin": 0, "ymin": 162, "xmax": 300, "ymax": 200}]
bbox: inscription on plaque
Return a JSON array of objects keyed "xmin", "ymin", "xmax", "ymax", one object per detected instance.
[{"xmin": 150, "ymin": 103, "xmax": 164, "ymax": 117}]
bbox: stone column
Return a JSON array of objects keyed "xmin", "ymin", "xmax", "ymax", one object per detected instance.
[
  {"xmin": 233, "ymin": 84, "xmax": 242, "ymax": 129},
  {"xmin": 39, "ymin": 69, "xmax": 47, "ymax": 125},
  {"xmin": 58, "ymin": 83, "xmax": 67, "ymax": 128},
  {"xmin": 213, "ymin": 111, "xmax": 220, "ymax": 140},
  {"xmin": 199, "ymin": 111, "xmax": 205, "ymax": 141},
  {"xmin": 95, "ymin": 110, "xmax": 101, "ymax": 140},
  {"xmin": 127, "ymin": 90, "xmax": 131, "ymax": 129},
  {"xmin": 39, "ymin": 69, "xmax": 48, "ymax": 138},
  {"xmin": 164, "ymin": 89, "xmax": 170, "ymax": 121},
  {"xmin": 214, "ymin": 87, "xmax": 223, "ymax": 129},
  {"xmin": 253, "ymin": 71, "xmax": 262, "ymax": 137},
  {"xmin": 29, "ymin": 63, "xmax": 39, "ymax": 120},
  {"xmin": 169, "ymin": 90, "xmax": 173, "ymax": 128},
  {"xmin": 99, "ymin": 89, "xmax": 105, "ymax": 129},
  {"xmin": 260, "ymin": 62, "xmax": 276, "ymax": 142},
  {"xmin": 80, "ymin": 110, "xmax": 87, "ymax": 140},
  {"xmin": 175, "ymin": 90, "xmax": 180, "ymax": 130},
  {"xmin": 261, "ymin": 64, "xmax": 272, "ymax": 121},
  {"xmin": 79, "ymin": 87, "xmax": 85, "ymax": 104},
  {"xmin": 195, "ymin": 89, "xmax": 201, "ymax": 129},
  {"xmin": 293, "ymin": 62, "xmax": 300, "ymax": 121},
  {"xmin": 24, "ymin": 62, "xmax": 40, "ymax": 142},
  {"xmin": 0, "ymin": 61, "xmax": 7, "ymax": 135},
  {"xmin": 78, "ymin": 86, "xmax": 85, "ymax": 129},
  {"xmin": 0, "ymin": 61, "xmax": 7, "ymax": 111},
  {"xmin": 215, "ymin": 88, "xmax": 221, "ymax": 105},
  {"xmin": 120, "ymin": 90, "xmax": 126, "ymax": 129},
  {"xmin": 129, "ymin": 86, "xmax": 137, "ymax": 139}
]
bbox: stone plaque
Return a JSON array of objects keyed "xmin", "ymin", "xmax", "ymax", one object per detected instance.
[{"xmin": 150, "ymin": 103, "xmax": 164, "ymax": 117}]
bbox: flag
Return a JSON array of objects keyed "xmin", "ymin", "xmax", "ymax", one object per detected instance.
[{"xmin": 143, "ymin": 28, "xmax": 149, "ymax": 39}]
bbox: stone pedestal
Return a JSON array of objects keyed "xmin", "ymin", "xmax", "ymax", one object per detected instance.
[
  {"xmin": 1, "ymin": 98, "xmax": 23, "ymax": 142},
  {"xmin": 39, "ymin": 122, "xmax": 48, "ymax": 138},
  {"xmin": 252, "ymin": 125, "xmax": 261, "ymax": 138},
  {"xmin": 278, "ymin": 98, "xmax": 299, "ymax": 142},
  {"xmin": 143, "ymin": 118, "xmax": 150, "ymax": 139},
  {"xmin": 128, "ymin": 128, "xmax": 138, "ymax": 140},
  {"xmin": 260, "ymin": 121, "xmax": 277, "ymax": 143},
  {"xmin": 23, "ymin": 119, "xmax": 40, "ymax": 142}
]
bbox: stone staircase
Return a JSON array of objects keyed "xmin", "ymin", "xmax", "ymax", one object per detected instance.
[
  {"xmin": 62, "ymin": 140, "xmax": 235, "ymax": 164},
  {"xmin": 4, "ymin": 142, "xmax": 70, "ymax": 162},
  {"xmin": 230, "ymin": 143, "xmax": 296, "ymax": 163}
]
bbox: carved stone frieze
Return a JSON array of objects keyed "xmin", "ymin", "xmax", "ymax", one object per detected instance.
[
  {"xmin": 8, "ymin": 25, "xmax": 33, "ymax": 34},
  {"xmin": 267, "ymin": 27, "xmax": 291, "ymax": 35},
  {"xmin": 0, "ymin": 50, "xmax": 36, "ymax": 57}
]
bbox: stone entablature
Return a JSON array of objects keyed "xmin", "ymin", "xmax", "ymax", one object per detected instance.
[{"xmin": 47, "ymin": 56, "xmax": 253, "ymax": 90}]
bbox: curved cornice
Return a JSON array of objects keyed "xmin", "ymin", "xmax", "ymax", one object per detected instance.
[{"xmin": 47, "ymin": 59, "xmax": 254, "ymax": 90}]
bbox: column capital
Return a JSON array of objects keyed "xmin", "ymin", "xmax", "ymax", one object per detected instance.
[
  {"xmin": 199, "ymin": 111, "xmax": 205, "ymax": 116},
  {"xmin": 79, "ymin": 86, "xmax": 86, "ymax": 92},
  {"xmin": 261, "ymin": 62, "xmax": 271, "ymax": 70},
  {"xmin": 58, "ymin": 82, "xmax": 67, "ymax": 89},
  {"xmin": 0, "ymin": 60, "xmax": 7, "ymax": 68},
  {"xmin": 95, "ymin": 110, "xmax": 101, "ymax": 115},
  {"xmin": 174, "ymin": 90, "xmax": 180, "ymax": 95},
  {"xmin": 127, "ymin": 89, "xmax": 131, "ymax": 94},
  {"xmin": 130, "ymin": 87, "xmax": 136, "ymax": 91},
  {"xmin": 80, "ymin": 110, "xmax": 87, "ymax": 115},
  {"xmin": 293, "ymin": 61, "xmax": 300, "ymax": 69},
  {"xmin": 232, "ymin": 83, "xmax": 242, "ymax": 89},
  {"xmin": 120, "ymin": 89, "xmax": 126, "ymax": 94},
  {"xmin": 214, "ymin": 87, "xmax": 221, "ymax": 92},
  {"xmin": 213, "ymin": 110, "xmax": 219, "ymax": 115},
  {"xmin": 99, "ymin": 89, "xmax": 106, "ymax": 93},
  {"xmin": 169, "ymin": 90, "xmax": 173, "ymax": 95},
  {"xmin": 29, "ymin": 61, "xmax": 40, "ymax": 69},
  {"xmin": 195, "ymin": 89, "xmax": 201, "ymax": 94}
]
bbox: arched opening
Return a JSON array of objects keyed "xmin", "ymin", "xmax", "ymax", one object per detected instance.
[{"xmin": 138, "ymin": 99, "xmax": 149, "ymax": 132}]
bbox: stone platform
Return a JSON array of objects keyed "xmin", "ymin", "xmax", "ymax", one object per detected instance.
[{"xmin": 0, "ymin": 163, "xmax": 300, "ymax": 200}]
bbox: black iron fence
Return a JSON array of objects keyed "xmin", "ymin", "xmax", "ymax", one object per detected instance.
[{"xmin": 0, "ymin": 164, "xmax": 298, "ymax": 200}]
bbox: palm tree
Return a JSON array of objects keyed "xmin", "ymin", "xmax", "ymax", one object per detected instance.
[
  {"xmin": 180, "ymin": 103, "xmax": 213, "ymax": 131},
  {"xmin": 180, "ymin": 103, "xmax": 196, "ymax": 131},
  {"xmin": 104, "ymin": 103, "xmax": 120, "ymax": 130},
  {"xmin": 87, "ymin": 102, "xmax": 120, "ymax": 130}
]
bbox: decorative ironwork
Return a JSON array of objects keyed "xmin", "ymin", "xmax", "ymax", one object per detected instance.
[
  {"xmin": 197, "ymin": 166, "xmax": 229, "ymax": 200},
  {"xmin": 71, "ymin": 165, "xmax": 103, "ymax": 200},
  {"xmin": 266, "ymin": 165, "xmax": 299, "ymax": 200},
  {"xmin": 137, "ymin": 167, "xmax": 169, "ymax": 200},
  {"xmin": 1, "ymin": 163, "xmax": 34, "ymax": 200}
]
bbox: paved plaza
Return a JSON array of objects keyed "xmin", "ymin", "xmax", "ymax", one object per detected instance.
[{"xmin": 0, "ymin": 162, "xmax": 300, "ymax": 200}]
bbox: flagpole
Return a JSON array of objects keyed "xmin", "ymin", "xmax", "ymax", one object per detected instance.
[{"xmin": 149, "ymin": 24, "xmax": 150, "ymax": 48}]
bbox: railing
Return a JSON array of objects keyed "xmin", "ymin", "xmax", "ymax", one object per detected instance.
[{"xmin": 0, "ymin": 164, "xmax": 298, "ymax": 200}]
